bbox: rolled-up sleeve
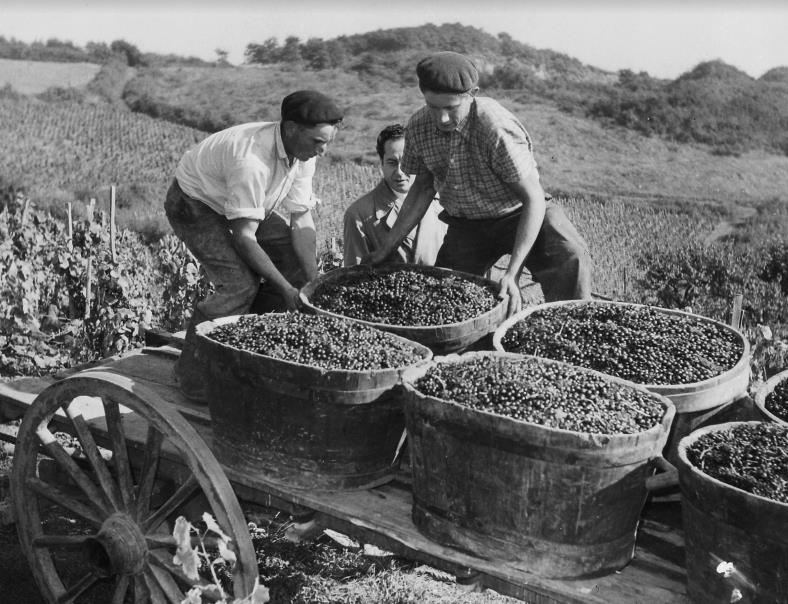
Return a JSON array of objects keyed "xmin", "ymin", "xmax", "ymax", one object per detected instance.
[
  {"xmin": 401, "ymin": 122, "xmax": 429, "ymax": 178},
  {"xmin": 490, "ymin": 120, "xmax": 537, "ymax": 184},
  {"xmin": 224, "ymin": 159, "xmax": 269, "ymax": 221},
  {"xmin": 281, "ymin": 159, "xmax": 317, "ymax": 215}
]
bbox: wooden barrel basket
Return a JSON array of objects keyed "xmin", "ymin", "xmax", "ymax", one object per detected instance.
[
  {"xmin": 299, "ymin": 264, "xmax": 507, "ymax": 355},
  {"xmin": 492, "ymin": 300, "xmax": 750, "ymax": 466},
  {"xmin": 753, "ymin": 369, "xmax": 788, "ymax": 425},
  {"xmin": 676, "ymin": 422, "xmax": 788, "ymax": 604},
  {"xmin": 401, "ymin": 351, "xmax": 675, "ymax": 579},
  {"xmin": 195, "ymin": 314, "xmax": 432, "ymax": 490}
]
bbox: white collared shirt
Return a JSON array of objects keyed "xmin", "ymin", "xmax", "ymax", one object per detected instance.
[{"xmin": 175, "ymin": 121, "xmax": 316, "ymax": 221}]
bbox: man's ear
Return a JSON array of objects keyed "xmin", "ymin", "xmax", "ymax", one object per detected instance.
[{"xmin": 469, "ymin": 86, "xmax": 480, "ymax": 98}]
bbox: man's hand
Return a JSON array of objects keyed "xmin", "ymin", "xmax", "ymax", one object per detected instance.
[
  {"xmin": 279, "ymin": 284, "xmax": 302, "ymax": 311},
  {"xmin": 498, "ymin": 274, "xmax": 522, "ymax": 318}
]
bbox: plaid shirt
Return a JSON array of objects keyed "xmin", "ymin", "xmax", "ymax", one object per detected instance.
[{"xmin": 401, "ymin": 97, "xmax": 538, "ymax": 219}]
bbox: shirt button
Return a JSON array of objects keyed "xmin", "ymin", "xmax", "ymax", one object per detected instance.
[{"xmin": 449, "ymin": 159, "xmax": 454, "ymax": 164}]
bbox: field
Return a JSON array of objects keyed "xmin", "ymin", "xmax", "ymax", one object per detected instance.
[
  {"xmin": 2, "ymin": 90, "xmax": 787, "ymax": 331},
  {"xmin": 0, "ymin": 57, "xmax": 100, "ymax": 94}
]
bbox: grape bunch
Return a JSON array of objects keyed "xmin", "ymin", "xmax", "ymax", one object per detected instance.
[
  {"xmin": 500, "ymin": 302, "xmax": 743, "ymax": 385},
  {"xmin": 309, "ymin": 267, "xmax": 498, "ymax": 326},
  {"xmin": 765, "ymin": 376, "xmax": 788, "ymax": 422},
  {"xmin": 207, "ymin": 313, "xmax": 425, "ymax": 371},
  {"xmin": 686, "ymin": 423, "xmax": 788, "ymax": 504},
  {"xmin": 414, "ymin": 355, "xmax": 666, "ymax": 434}
]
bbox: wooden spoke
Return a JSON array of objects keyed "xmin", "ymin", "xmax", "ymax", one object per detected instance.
[
  {"xmin": 27, "ymin": 476, "xmax": 104, "ymax": 527},
  {"xmin": 56, "ymin": 570, "xmax": 101, "ymax": 604},
  {"xmin": 146, "ymin": 533, "xmax": 221, "ymax": 551},
  {"xmin": 135, "ymin": 425, "xmax": 164, "ymax": 521},
  {"xmin": 149, "ymin": 549, "xmax": 218, "ymax": 595},
  {"xmin": 37, "ymin": 429, "xmax": 111, "ymax": 516},
  {"xmin": 33, "ymin": 534, "xmax": 93, "ymax": 549},
  {"xmin": 142, "ymin": 475, "xmax": 200, "ymax": 533},
  {"xmin": 65, "ymin": 406, "xmax": 122, "ymax": 511},
  {"xmin": 142, "ymin": 568, "xmax": 170, "ymax": 604},
  {"xmin": 146, "ymin": 534, "xmax": 177, "ymax": 550},
  {"xmin": 104, "ymin": 399, "xmax": 135, "ymax": 509},
  {"xmin": 132, "ymin": 574, "xmax": 150, "ymax": 604},
  {"xmin": 148, "ymin": 563, "xmax": 188, "ymax": 604},
  {"xmin": 110, "ymin": 575, "xmax": 130, "ymax": 604}
]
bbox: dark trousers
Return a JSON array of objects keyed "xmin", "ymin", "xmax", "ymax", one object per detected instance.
[
  {"xmin": 164, "ymin": 178, "xmax": 305, "ymax": 400},
  {"xmin": 164, "ymin": 179, "xmax": 305, "ymax": 320},
  {"xmin": 434, "ymin": 202, "xmax": 592, "ymax": 301}
]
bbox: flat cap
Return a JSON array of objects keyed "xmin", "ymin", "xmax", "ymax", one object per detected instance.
[
  {"xmin": 281, "ymin": 90, "xmax": 343, "ymax": 126},
  {"xmin": 417, "ymin": 51, "xmax": 479, "ymax": 94}
]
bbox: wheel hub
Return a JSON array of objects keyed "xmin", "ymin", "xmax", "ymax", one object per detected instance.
[{"xmin": 85, "ymin": 512, "xmax": 149, "ymax": 576}]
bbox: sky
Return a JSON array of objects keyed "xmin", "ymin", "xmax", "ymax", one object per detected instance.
[{"xmin": 1, "ymin": 0, "xmax": 786, "ymax": 79}]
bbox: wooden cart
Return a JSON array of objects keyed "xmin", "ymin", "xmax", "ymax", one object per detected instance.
[{"xmin": 0, "ymin": 339, "xmax": 765, "ymax": 604}]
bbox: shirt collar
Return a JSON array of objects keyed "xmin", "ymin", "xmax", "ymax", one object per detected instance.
[
  {"xmin": 372, "ymin": 180, "xmax": 403, "ymax": 220},
  {"xmin": 274, "ymin": 122, "xmax": 291, "ymax": 164}
]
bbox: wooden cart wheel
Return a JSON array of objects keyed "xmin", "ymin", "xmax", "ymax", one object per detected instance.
[{"xmin": 11, "ymin": 370, "xmax": 258, "ymax": 604}]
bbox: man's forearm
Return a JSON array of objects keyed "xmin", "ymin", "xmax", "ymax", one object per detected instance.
[
  {"xmin": 504, "ymin": 172, "xmax": 547, "ymax": 279},
  {"xmin": 291, "ymin": 211, "xmax": 318, "ymax": 281},
  {"xmin": 233, "ymin": 236, "xmax": 292, "ymax": 292},
  {"xmin": 380, "ymin": 179, "xmax": 434, "ymax": 256},
  {"xmin": 505, "ymin": 202, "xmax": 544, "ymax": 278}
]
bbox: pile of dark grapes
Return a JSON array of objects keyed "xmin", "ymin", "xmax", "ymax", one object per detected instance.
[
  {"xmin": 414, "ymin": 355, "xmax": 666, "ymax": 434},
  {"xmin": 207, "ymin": 313, "xmax": 425, "ymax": 371},
  {"xmin": 686, "ymin": 423, "xmax": 788, "ymax": 504},
  {"xmin": 765, "ymin": 377, "xmax": 788, "ymax": 422},
  {"xmin": 500, "ymin": 302, "xmax": 743, "ymax": 385},
  {"xmin": 309, "ymin": 267, "xmax": 498, "ymax": 326}
]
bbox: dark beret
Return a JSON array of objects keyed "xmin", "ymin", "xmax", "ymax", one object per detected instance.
[
  {"xmin": 281, "ymin": 90, "xmax": 343, "ymax": 126},
  {"xmin": 417, "ymin": 52, "xmax": 479, "ymax": 94}
]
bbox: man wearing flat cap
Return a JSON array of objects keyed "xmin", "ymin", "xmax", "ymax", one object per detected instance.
[
  {"xmin": 366, "ymin": 51, "xmax": 592, "ymax": 316},
  {"xmin": 164, "ymin": 89, "xmax": 343, "ymax": 400}
]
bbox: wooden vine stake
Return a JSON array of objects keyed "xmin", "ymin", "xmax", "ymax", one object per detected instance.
[
  {"xmin": 21, "ymin": 197, "xmax": 30, "ymax": 226},
  {"xmin": 85, "ymin": 256, "xmax": 92, "ymax": 320},
  {"xmin": 730, "ymin": 293, "xmax": 744, "ymax": 330},
  {"xmin": 66, "ymin": 202, "xmax": 73, "ymax": 248},
  {"xmin": 110, "ymin": 185, "xmax": 117, "ymax": 263}
]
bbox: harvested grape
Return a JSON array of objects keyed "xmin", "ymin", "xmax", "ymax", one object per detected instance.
[
  {"xmin": 414, "ymin": 355, "xmax": 666, "ymax": 434},
  {"xmin": 765, "ymin": 376, "xmax": 788, "ymax": 422},
  {"xmin": 500, "ymin": 302, "xmax": 743, "ymax": 385},
  {"xmin": 686, "ymin": 423, "xmax": 788, "ymax": 503},
  {"xmin": 309, "ymin": 267, "xmax": 498, "ymax": 326},
  {"xmin": 207, "ymin": 313, "xmax": 425, "ymax": 371}
]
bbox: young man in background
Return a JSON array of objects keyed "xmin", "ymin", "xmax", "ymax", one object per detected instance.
[{"xmin": 343, "ymin": 123, "xmax": 445, "ymax": 267}]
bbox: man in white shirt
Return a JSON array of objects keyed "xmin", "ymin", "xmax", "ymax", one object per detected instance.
[{"xmin": 164, "ymin": 89, "xmax": 343, "ymax": 400}]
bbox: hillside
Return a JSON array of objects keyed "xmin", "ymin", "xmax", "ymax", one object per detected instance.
[
  {"xmin": 2, "ymin": 23, "xmax": 787, "ymax": 157},
  {"xmin": 0, "ymin": 57, "xmax": 99, "ymax": 94},
  {"xmin": 2, "ymin": 23, "xmax": 788, "ymax": 218}
]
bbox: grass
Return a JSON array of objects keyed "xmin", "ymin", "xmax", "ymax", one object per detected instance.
[{"xmin": 0, "ymin": 58, "xmax": 100, "ymax": 95}]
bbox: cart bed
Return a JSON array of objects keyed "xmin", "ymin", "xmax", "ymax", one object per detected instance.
[{"xmin": 2, "ymin": 345, "xmax": 757, "ymax": 603}]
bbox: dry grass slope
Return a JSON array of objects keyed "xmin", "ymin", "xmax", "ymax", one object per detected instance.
[{"xmin": 0, "ymin": 57, "xmax": 100, "ymax": 94}]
